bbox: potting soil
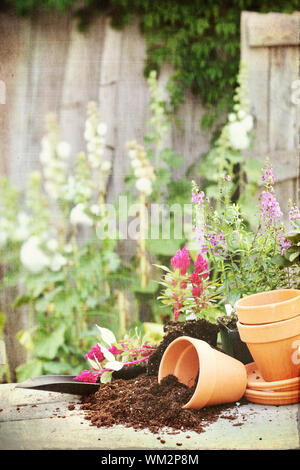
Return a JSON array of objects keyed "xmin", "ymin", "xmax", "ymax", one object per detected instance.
[
  {"xmin": 80, "ymin": 374, "xmax": 247, "ymax": 436},
  {"xmin": 147, "ymin": 319, "xmax": 219, "ymax": 375}
]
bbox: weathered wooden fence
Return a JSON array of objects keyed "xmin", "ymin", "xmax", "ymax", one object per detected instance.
[
  {"xmin": 241, "ymin": 11, "xmax": 300, "ymax": 214},
  {"xmin": 0, "ymin": 10, "xmax": 299, "ymax": 379},
  {"xmin": 0, "ymin": 10, "xmax": 213, "ymax": 200}
]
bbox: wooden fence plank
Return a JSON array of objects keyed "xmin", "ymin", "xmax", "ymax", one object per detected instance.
[{"xmin": 247, "ymin": 12, "xmax": 300, "ymax": 47}]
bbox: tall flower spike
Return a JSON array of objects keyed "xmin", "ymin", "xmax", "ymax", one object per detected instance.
[
  {"xmin": 171, "ymin": 246, "xmax": 191, "ymax": 275},
  {"xmin": 85, "ymin": 102, "xmax": 107, "ymax": 170}
]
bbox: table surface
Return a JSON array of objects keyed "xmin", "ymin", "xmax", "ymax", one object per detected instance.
[{"xmin": 0, "ymin": 383, "xmax": 299, "ymax": 450}]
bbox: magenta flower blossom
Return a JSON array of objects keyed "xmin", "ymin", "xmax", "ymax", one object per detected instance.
[
  {"xmin": 277, "ymin": 232, "xmax": 292, "ymax": 255},
  {"xmin": 171, "ymin": 246, "xmax": 191, "ymax": 275},
  {"xmin": 74, "ymin": 370, "xmax": 98, "ymax": 383},
  {"xmin": 108, "ymin": 345, "xmax": 122, "ymax": 355},
  {"xmin": 191, "ymin": 191, "xmax": 205, "ymax": 205},
  {"xmin": 84, "ymin": 344, "xmax": 105, "ymax": 363},
  {"xmin": 261, "ymin": 190, "xmax": 282, "ymax": 224},
  {"xmin": 192, "ymin": 285, "xmax": 201, "ymax": 298},
  {"xmin": 289, "ymin": 205, "xmax": 300, "ymax": 222},
  {"xmin": 261, "ymin": 168, "xmax": 275, "ymax": 185},
  {"xmin": 194, "ymin": 253, "xmax": 209, "ymax": 279},
  {"xmin": 202, "ymin": 233, "xmax": 227, "ymax": 256},
  {"xmin": 190, "ymin": 272, "xmax": 201, "ymax": 285}
]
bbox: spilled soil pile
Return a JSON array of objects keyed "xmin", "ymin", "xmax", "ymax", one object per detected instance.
[{"xmin": 80, "ymin": 374, "xmax": 246, "ymax": 435}]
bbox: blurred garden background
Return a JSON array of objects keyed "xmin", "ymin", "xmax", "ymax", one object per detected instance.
[{"xmin": 0, "ymin": 1, "xmax": 299, "ymax": 382}]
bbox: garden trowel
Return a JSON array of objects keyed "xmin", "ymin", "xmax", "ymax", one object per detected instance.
[{"xmin": 15, "ymin": 375, "xmax": 99, "ymax": 395}]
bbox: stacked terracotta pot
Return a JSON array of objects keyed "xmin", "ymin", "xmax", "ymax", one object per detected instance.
[{"xmin": 235, "ymin": 289, "xmax": 300, "ymax": 405}]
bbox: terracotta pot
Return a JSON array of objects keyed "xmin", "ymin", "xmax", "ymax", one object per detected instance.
[
  {"xmin": 158, "ymin": 336, "xmax": 247, "ymax": 409},
  {"xmin": 235, "ymin": 289, "xmax": 300, "ymax": 325},
  {"xmin": 237, "ymin": 315, "xmax": 300, "ymax": 381}
]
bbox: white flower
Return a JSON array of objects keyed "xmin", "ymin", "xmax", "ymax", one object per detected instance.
[
  {"xmin": 70, "ymin": 204, "xmax": 93, "ymax": 227},
  {"xmin": 135, "ymin": 177, "xmax": 153, "ymax": 195},
  {"xmin": 131, "ymin": 159, "xmax": 142, "ymax": 169},
  {"xmin": 88, "ymin": 156, "xmax": 101, "ymax": 169},
  {"xmin": 64, "ymin": 243, "xmax": 73, "ymax": 254},
  {"xmin": 97, "ymin": 122, "xmax": 108, "ymax": 136},
  {"xmin": 56, "ymin": 141, "xmax": 71, "ymax": 160},
  {"xmin": 228, "ymin": 113, "xmax": 236, "ymax": 122},
  {"xmin": 90, "ymin": 204, "xmax": 101, "ymax": 216},
  {"xmin": 134, "ymin": 167, "xmax": 147, "ymax": 178},
  {"xmin": 237, "ymin": 110, "xmax": 246, "ymax": 120},
  {"xmin": 228, "ymin": 122, "xmax": 250, "ymax": 150},
  {"xmin": 20, "ymin": 237, "xmax": 50, "ymax": 274},
  {"xmin": 101, "ymin": 161, "xmax": 111, "ymax": 173},
  {"xmin": 39, "ymin": 150, "xmax": 52, "ymax": 165},
  {"xmin": 41, "ymin": 136, "xmax": 52, "ymax": 153},
  {"xmin": 44, "ymin": 182, "xmax": 59, "ymax": 199},
  {"xmin": 240, "ymin": 114, "xmax": 253, "ymax": 132},
  {"xmin": 128, "ymin": 149, "xmax": 137, "ymax": 160},
  {"xmin": 84, "ymin": 122, "xmax": 94, "ymax": 141},
  {"xmin": 46, "ymin": 238, "xmax": 59, "ymax": 252},
  {"xmin": 49, "ymin": 253, "xmax": 67, "ymax": 272}
]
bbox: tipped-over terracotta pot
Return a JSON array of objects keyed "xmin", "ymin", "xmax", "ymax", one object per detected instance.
[
  {"xmin": 158, "ymin": 336, "xmax": 247, "ymax": 409},
  {"xmin": 235, "ymin": 289, "xmax": 300, "ymax": 325},
  {"xmin": 237, "ymin": 315, "xmax": 300, "ymax": 381}
]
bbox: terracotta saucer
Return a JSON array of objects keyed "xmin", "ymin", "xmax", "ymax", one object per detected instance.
[
  {"xmin": 245, "ymin": 388, "xmax": 300, "ymax": 405},
  {"xmin": 245, "ymin": 362, "xmax": 300, "ymax": 392}
]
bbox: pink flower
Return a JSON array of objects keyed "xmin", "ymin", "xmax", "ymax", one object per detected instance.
[
  {"xmin": 108, "ymin": 345, "xmax": 122, "ymax": 355},
  {"xmin": 289, "ymin": 205, "xmax": 300, "ymax": 222},
  {"xmin": 84, "ymin": 344, "xmax": 105, "ymax": 363},
  {"xmin": 261, "ymin": 168, "xmax": 275, "ymax": 185},
  {"xmin": 191, "ymin": 191, "xmax": 205, "ymax": 205},
  {"xmin": 278, "ymin": 232, "xmax": 292, "ymax": 255},
  {"xmin": 194, "ymin": 254, "xmax": 209, "ymax": 279},
  {"xmin": 192, "ymin": 286, "xmax": 201, "ymax": 298},
  {"xmin": 171, "ymin": 246, "xmax": 191, "ymax": 275},
  {"xmin": 173, "ymin": 308, "xmax": 181, "ymax": 322},
  {"xmin": 261, "ymin": 190, "xmax": 282, "ymax": 224},
  {"xmin": 190, "ymin": 272, "xmax": 202, "ymax": 285},
  {"xmin": 74, "ymin": 370, "xmax": 98, "ymax": 383}
]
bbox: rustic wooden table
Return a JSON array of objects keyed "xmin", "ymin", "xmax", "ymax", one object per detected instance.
[{"xmin": 0, "ymin": 383, "xmax": 299, "ymax": 450}]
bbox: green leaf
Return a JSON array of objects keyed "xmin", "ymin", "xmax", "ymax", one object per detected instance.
[
  {"xmin": 42, "ymin": 361, "xmax": 72, "ymax": 375},
  {"xmin": 100, "ymin": 371, "xmax": 113, "ymax": 383},
  {"xmin": 243, "ymin": 157, "xmax": 262, "ymax": 183},
  {"xmin": 13, "ymin": 294, "xmax": 31, "ymax": 308},
  {"xmin": 160, "ymin": 148, "xmax": 183, "ymax": 169},
  {"xmin": 33, "ymin": 324, "xmax": 67, "ymax": 360},
  {"xmin": 16, "ymin": 329, "xmax": 34, "ymax": 352},
  {"xmin": 147, "ymin": 237, "xmax": 182, "ymax": 256},
  {"xmin": 131, "ymin": 279, "xmax": 159, "ymax": 294},
  {"xmin": 0, "ymin": 313, "xmax": 5, "ymax": 336},
  {"xmin": 16, "ymin": 359, "xmax": 43, "ymax": 382}
]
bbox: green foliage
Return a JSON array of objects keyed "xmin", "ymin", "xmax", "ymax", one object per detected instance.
[
  {"xmin": 281, "ymin": 219, "xmax": 300, "ymax": 266},
  {"xmin": 191, "ymin": 164, "xmax": 298, "ymax": 310},
  {"xmin": 3, "ymin": 0, "xmax": 299, "ymax": 127}
]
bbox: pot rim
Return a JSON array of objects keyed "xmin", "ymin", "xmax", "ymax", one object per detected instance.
[
  {"xmin": 234, "ymin": 289, "xmax": 300, "ymax": 312},
  {"xmin": 237, "ymin": 314, "xmax": 300, "ymax": 343}
]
